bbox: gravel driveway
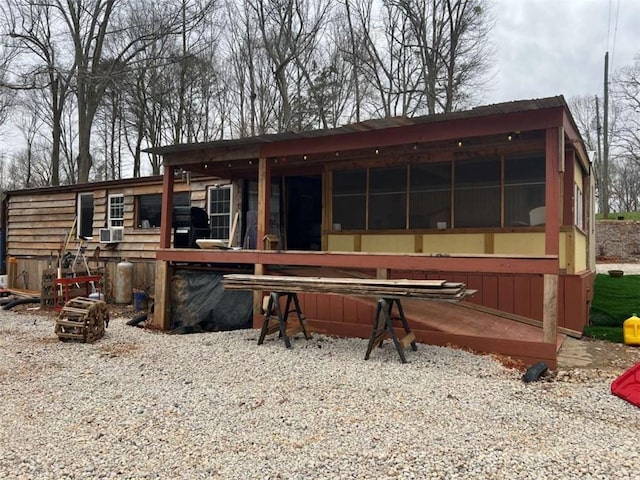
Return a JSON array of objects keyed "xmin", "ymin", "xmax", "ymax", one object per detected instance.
[{"xmin": 1, "ymin": 309, "xmax": 639, "ymax": 479}]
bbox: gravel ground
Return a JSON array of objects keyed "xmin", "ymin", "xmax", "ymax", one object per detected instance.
[{"xmin": 1, "ymin": 309, "xmax": 639, "ymax": 480}]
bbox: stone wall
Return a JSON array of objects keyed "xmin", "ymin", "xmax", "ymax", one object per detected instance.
[{"xmin": 596, "ymin": 220, "xmax": 640, "ymax": 262}]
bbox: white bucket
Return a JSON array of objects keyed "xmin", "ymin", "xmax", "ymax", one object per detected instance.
[{"xmin": 0, "ymin": 275, "xmax": 7, "ymax": 289}]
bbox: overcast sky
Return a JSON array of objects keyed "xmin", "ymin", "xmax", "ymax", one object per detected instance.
[{"xmin": 487, "ymin": 0, "xmax": 639, "ymax": 105}]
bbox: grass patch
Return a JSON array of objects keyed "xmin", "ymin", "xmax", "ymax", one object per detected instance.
[
  {"xmin": 590, "ymin": 274, "xmax": 640, "ymax": 327},
  {"xmin": 583, "ymin": 325, "xmax": 624, "ymax": 343},
  {"xmin": 596, "ymin": 211, "xmax": 640, "ymax": 220}
]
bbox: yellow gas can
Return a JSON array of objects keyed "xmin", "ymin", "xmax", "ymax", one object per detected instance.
[{"xmin": 623, "ymin": 314, "xmax": 640, "ymax": 346}]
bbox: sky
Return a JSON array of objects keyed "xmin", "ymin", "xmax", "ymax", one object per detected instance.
[{"xmin": 487, "ymin": 0, "xmax": 639, "ymax": 105}]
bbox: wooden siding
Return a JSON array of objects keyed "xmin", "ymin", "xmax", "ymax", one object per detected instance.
[{"xmin": 4, "ymin": 177, "xmax": 226, "ymax": 294}]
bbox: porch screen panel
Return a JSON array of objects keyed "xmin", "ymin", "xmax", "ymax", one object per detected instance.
[
  {"xmin": 504, "ymin": 155, "xmax": 545, "ymax": 226},
  {"xmin": 410, "ymin": 162, "xmax": 451, "ymax": 229},
  {"xmin": 454, "ymin": 158, "xmax": 500, "ymax": 228},
  {"xmin": 332, "ymin": 169, "xmax": 366, "ymax": 230},
  {"xmin": 369, "ymin": 166, "xmax": 407, "ymax": 230}
]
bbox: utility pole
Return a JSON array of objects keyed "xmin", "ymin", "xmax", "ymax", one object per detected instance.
[
  {"xmin": 595, "ymin": 95, "xmax": 603, "ymax": 214},
  {"xmin": 603, "ymin": 51, "xmax": 610, "ymax": 218}
]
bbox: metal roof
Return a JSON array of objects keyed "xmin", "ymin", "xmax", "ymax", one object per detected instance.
[{"xmin": 144, "ymin": 96, "xmax": 571, "ymax": 156}]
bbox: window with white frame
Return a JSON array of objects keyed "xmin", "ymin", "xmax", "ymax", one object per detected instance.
[
  {"xmin": 77, "ymin": 193, "xmax": 94, "ymax": 239},
  {"xmin": 108, "ymin": 194, "xmax": 125, "ymax": 228},
  {"xmin": 208, "ymin": 185, "xmax": 232, "ymax": 240},
  {"xmin": 575, "ymin": 183, "xmax": 584, "ymax": 230}
]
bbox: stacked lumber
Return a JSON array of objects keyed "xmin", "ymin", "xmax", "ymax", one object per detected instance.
[
  {"xmin": 54, "ymin": 297, "xmax": 110, "ymax": 343},
  {"xmin": 223, "ymin": 274, "xmax": 473, "ymax": 301}
]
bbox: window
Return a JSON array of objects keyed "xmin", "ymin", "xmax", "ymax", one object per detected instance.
[
  {"xmin": 208, "ymin": 185, "xmax": 232, "ymax": 240},
  {"xmin": 332, "ymin": 169, "xmax": 366, "ymax": 230},
  {"xmin": 410, "ymin": 163, "xmax": 451, "ymax": 229},
  {"xmin": 137, "ymin": 192, "xmax": 190, "ymax": 228},
  {"xmin": 454, "ymin": 158, "xmax": 501, "ymax": 228},
  {"xmin": 504, "ymin": 155, "xmax": 545, "ymax": 226},
  {"xmin": 108, "ymin": 194, "xmax": 124, "ymax": 228},
  {"xmin": 575, "ymin": 183, "xmax": 584, "ymax": 230},
  {"xmin": 331, "ymin": 155, "xmax": 547, "ymax": 231},
  {"xmin": 369, "ymin": 166, "xmax": 407, "ymax": 229},
  {"xmin": 77, "ymin": 193, "xmax": 94, "ymax": 239}
]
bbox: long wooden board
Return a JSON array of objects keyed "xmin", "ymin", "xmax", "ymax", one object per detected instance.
[{"xmin": 223, "ymin": 274, "xmax": 472, "ymax": 301}]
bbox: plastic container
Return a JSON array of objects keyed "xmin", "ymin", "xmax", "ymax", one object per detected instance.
[
  {"xmin": 623, "ymin": 314, "xmax": 640, "ymax": 346},
  {"xmin": 115, "ymin": 259, "xmax": 134, "ymax": 304},
  {"xmin": 133, "ymin": 291, "xmax": 147, "ymax": 311}
]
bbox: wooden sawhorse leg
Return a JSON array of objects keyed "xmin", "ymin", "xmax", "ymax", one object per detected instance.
[
  {"xmin": 257, "ymin": 291, "xmax": 312, "ymax": 348},
  {"xmin": 364, "ymin": 297, "xmax": 417, "ymax": 363}
]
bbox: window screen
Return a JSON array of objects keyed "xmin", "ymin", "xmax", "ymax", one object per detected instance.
[
  {"xmin": 454, "ymin": 158, "xmax": 501, "ymax": 228},
  {"xmin": 332, "ymin": 169, "xmax": 366, "ymax": 230},
  {"xmin": 410, "ymin": 162, "xmax": 451, "ymax": 229},
  {"xmin": 504, "ymin": 155, "xmax": 545, "ymax": 226},
  {"xmin": 368, "ymin": 166, "xmax": 407, "ymax": 230}
]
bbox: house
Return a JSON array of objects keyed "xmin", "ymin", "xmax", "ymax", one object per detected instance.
[
  {"xmin": 1, "ymin": 174, "xmax": 234, "ymax": 301},
  {"xmin": 146, "ymin": 96, "xmax": 596, "ymax": 367}
]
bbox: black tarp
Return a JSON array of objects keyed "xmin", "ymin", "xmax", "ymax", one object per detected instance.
[{"xmin": 170, "ymin": 270, "xmax": 253, "ymax": 333}]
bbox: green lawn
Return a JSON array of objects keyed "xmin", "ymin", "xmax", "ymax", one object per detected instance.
[
  {"xmin": 596, "ymin": 211, "xmax": 640, "ymax": 221},
  {"xmin": 588, "ymin": 273, "xmax": 640, "ymax": 342}
]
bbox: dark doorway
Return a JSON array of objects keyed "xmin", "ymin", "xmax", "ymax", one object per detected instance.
[{"xmin": 285, "ymin": 176, "xmax": 322, "ymax": 250}]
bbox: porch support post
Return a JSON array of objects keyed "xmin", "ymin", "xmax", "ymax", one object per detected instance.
[
  {"xmin": 543, "ymin": 127, "xmax": 562, "ymax": 345},
  {"xmin": 160, "ymin": 165, "xmax": 175, "ymax": 249},
  {"xmin": 257, "ymin": 156, "xmax": 271, "ymax": 250},
  {"xmin": 254, "ymin": 156, "xmax": 271, "ymax": 317},
  {"xmin": 150, "ymin": 259, "xmax": 171, "ymax": 330},
  {"xmin": 544, "ymin": 127, "xmax": 562, "ymax": 257},
  {"xmin": 150, "ymin": 165, "xmax": 175, "ymax": 331},
  {"xmin": 543, "ymin": 273, "xmax": 558, "ymax": 344}
]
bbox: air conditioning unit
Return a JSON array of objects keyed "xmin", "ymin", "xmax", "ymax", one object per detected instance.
[{"xmin": 99, "ymin": 228, "xmax": 124, "ymax": 243}]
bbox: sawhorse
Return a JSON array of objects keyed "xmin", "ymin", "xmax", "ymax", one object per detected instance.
[
  {"xmin": 257, "ymin": 292, "xmax": 312, "ymax": 348},
  {"xmin": 365, "ymin": 297, "xmax": 417, "ymax": 363}
]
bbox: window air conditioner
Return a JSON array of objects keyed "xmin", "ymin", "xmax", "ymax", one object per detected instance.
[{"xmin": 99, "ymin": 228, "xmax": 124, "ymax": 243}]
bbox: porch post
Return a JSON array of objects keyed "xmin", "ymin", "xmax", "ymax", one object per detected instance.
[
  {"xmin": 159, "ymin": 166, "xmax": 175, "ymax": 249},
  {"xmin": 151, "ymin": 165, "xmax": 176, "ymax": 330},
  {"xmin": 543, "ymin": 127, "xmax": 562, "ymax": 344},
  {"xmin": 254, "ymin": 156, "xmax": 271, "ymax": 317}
]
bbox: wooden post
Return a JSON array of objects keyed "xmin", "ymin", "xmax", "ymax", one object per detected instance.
[
  {"xmin": 543, "ymin": 274, "xmax": 558, "ymax": 344},
  {"xmin": 254, "ymin": 156, "xmax": 271, "ymax": 317},
  {"xmin": 149, "ymin": 260, "xmax": 171, "ymax": 330},
  {"xmin": 159, "ymin": 166, "xmax": 175, "ymax": 249},
  {"xmin": 257, "ymin": 157, "xmax": 270, "ymax": 250},
  {"xmin": 544, "ymin": 127, "xmax": 561, "ymax": 257},
  {"xmin": 376, "ymin": 268, "xmax": 389, "ymax": 279}
]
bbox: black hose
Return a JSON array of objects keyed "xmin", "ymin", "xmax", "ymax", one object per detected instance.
[
  {"xmin": 2, "ymin": 297, "xmax": 40, "ymax": 311},
  {"xmin": 126, "ymin": 312, "xmax": 148, "ymax": 326}
]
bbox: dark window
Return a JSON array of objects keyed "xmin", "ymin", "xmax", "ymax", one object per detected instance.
[
  {"xmin": 454, "ymin": 158, "xmax": 501, "ymax": 228},
  {"xmin": 504, "ymin": 155, "xmax": 545, "ymax": 226},
  {"xmin": 332, "ymin": 169, "xmax": 366, "ymax": 230},
  {"xmin": 78, "ymin": 193, "xmax": 94, "ymax": 239},
  {"xmin": 137, "ymin": 192, "xmax": 190, "ymax": 228},
  {"xmin": 369, "ymin": 166, "xmax": 407, "ymax": 229},
  {"xmin": 410, "ymin": 163, "xmax": 451, "ymax": 229}
]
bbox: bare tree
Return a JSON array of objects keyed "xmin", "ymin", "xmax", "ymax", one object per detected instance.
[
  {"xmin": 2, "ymin": 0, "xmax": 72, "ymax": 185},
  {"xmin": 250, "ymin": 0, "xmax": 331, "ymax": 131}
]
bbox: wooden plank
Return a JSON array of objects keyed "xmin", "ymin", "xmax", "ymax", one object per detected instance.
[
  {"xmin": 223, "ymin": 274, "xmax": 448, "ymax": 288},
  {"xmin": 543, "ymin": 274, "xmax": 558, "ymax": 344},
  {"xmin": 456, "ymin": 301, "xmax": 582, "ymax": 338},
  {"xmin": 399, "ymin": 332, "xmax": 416, "ymax": 349}
]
